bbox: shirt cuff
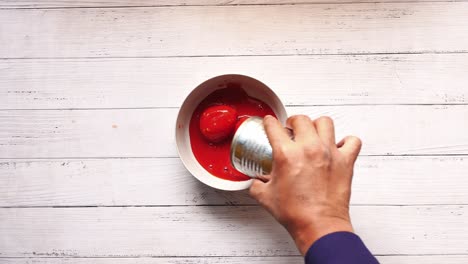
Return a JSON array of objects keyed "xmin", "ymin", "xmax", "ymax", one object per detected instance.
[{"xmin": 305, "ymin": 231, "xmax": 379, "ymax": 264}]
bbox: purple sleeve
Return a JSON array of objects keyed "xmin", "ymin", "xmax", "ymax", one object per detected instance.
[{"xmin": 305, "ymin": 231, "xmax": 379, "ymax": 264}]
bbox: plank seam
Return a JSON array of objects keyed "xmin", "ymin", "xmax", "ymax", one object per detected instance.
[
  {"xmin": 2, "ymin": 50, "xmax": 468, "ymax": 60},
  {"xmin": 0, "ymin": 204, "xmax": 466, "ymax": 208},
  {"xmin": 0, "ymin": 104, "xmax": 467, "ymax": 111},
  {"xmin": 1, "ymin": 0, "xmax": 468, "ymax": 10},
  {"xmin": 1, "ymin": 154, "xmax": 468, "ymax": 160},
  {"xmin": 1, "ymin": 253, "xmax": 468, "ymax": 258}
]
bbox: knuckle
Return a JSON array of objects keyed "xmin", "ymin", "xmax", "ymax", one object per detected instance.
[
  {"xmin": 319, "ymin": 151, "xmax": 332, "ymax": 167},
  {"xmin": 348, "ymin": 136, "xmax": 362, "ymax": 148},
  {"xmin": 317, "ymin": 116, "xmax": 334, "ymax": 125},
  {"xmin": 337, "ymin": 187, "xmax": 351, "ymax": 197},
  {"xmin": 321, "ymin": 147, "xmax": 332, "ymax": 160},
  {"xmin": 248, "ymin": 187, "xmax": 256, "ymax": 197},
  {"xmin": 249, "ymin": 186, "xmax": 259, "ymax": 198},
  {"xmin": 355, "ymin": 137, "xmax": 363, "ymax": 147},
  {"xmin": 289, "ymin": 114, "xmax": 310, "ymax": 124},
  {"xmin": 303, "ymin": 144, "xmax": 320, "ymax": 156},
  {"xmin": 273, "ymin": 148, "xmax": 289, "ymax": 164},
  {"xmin": 249, "ymin": 182, "xmax": 263, "ymax": 198},
  {"xmin": 303, "ymin": 143, "xmax": 331, "ymax": 166},
  {"xmin": 303, "ymin": 143, "xmax": 325, "ymax": 155},
  {"xmin": 303, "ymin": 144, "xmax": 331, "ymax": 160}
]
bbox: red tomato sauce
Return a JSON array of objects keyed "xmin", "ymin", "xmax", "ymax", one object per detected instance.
[{"xmin": 189, "ymin": 84, "xmax": 277, "ymax": 181}]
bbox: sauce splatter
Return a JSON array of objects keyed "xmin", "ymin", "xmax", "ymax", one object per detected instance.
[{"xmin": 189, "ymin": 84, "xmax": 276, "ymax": 181}]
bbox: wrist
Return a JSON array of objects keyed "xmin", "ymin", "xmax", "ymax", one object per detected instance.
[{"xmin": 287, "ymin": 217, "xmax": 353, "ymax": 255}]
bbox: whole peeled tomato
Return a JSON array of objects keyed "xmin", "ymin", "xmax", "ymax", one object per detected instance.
[{"xmin": 200, "ymin": 105, "xmax": 238, "ymax": 143}]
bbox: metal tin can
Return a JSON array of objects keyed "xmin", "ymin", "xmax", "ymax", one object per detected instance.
[{"xmin": 230, "ymin": 116, "xmax": 292, "ymax": 177}]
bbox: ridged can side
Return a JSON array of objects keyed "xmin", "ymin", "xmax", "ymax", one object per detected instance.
[{"xmin": 230, "ymin": 117, "xmax": 274, "ymax": 177}]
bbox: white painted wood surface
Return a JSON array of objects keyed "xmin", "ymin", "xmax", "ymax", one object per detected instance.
[
  {"xmin": 1, "ymin": 206, "xmax": 467, "ymax": 256},
  {"xmin": 2, "ymin": 3, "xmax": 468, "ymax": 58},
  {"xmin": 1, "ymin": 156, "xmax": 467, "ymax": 206},
  {"xmin": 2, "ymin": 256, "xmax": 468, "ymax": 264},
  {"xmin": 2, "ymin": 54, "xmax": 468, "ymax": 108},
  {"xmin": 0, "ymin": 106, "xmax": 467, "ymax": 158},
  {"xmin": 1, "ymin": 0, "xmax": 468, "ymax": 263},
  {"xmin": 2, "ymin": 0, "xmax": 465, "ymax": 9}
]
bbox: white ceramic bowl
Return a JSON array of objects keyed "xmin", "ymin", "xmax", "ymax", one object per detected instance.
[{"xmin": 175, "ymin": 74, "xmax": 287, "ymax": 191}]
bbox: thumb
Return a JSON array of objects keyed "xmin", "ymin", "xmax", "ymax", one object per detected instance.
[
  {"xmin": 337, "ymin": 136, "xmax": 362, "ymax": 164},
  {"xmin": 249, "ymin": 179, "xmax": 269, "ymax": 206}
]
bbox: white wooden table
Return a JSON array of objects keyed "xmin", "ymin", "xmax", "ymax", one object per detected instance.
[{"xmin": 1, "ymin": 1, "xmax": 468, "ymax": 263}]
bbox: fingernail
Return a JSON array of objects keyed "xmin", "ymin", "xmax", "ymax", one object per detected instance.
[{"xmin": 264, "ymin": 115, "xmax": 273, "ymax": 121}]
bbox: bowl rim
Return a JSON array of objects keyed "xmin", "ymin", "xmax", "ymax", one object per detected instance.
[{"xmin": 175, "ymin": 74, "xmax": 287, "ymax": 191}]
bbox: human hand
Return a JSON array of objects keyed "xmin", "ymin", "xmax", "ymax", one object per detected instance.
[{"xmin": 249, "ymin": 115, "xmax": 362, "ymax": 255}]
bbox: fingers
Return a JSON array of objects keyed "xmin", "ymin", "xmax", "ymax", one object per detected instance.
[
  {"xmin": 314, "ymin": 116, "xmax": 336, "ymax": 147},
  {"xmin": 249, "ymin": 179, "xmax": 269, "ymax": 206},
  {"xmin": 337, "ymin": 136, "xmax": 362, "ymax": 164},
  {"xmin": 263, "ymin": 115, "xmax": 291, "ymax": 150},
  {"xmin": 286, "ymin": 115, "xmax": 318, "ymax": 144}
]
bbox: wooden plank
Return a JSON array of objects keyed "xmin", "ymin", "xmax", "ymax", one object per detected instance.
[
  {"xmin": 1, "ymin": 0, "xmax": 465, "ymax": 9},
  {"xmin": 1, "ymin": 156, "xmax": 467, "ymax": 206},
  {"xmin": 0, "ymin": 258, "xmax": 304, "ymax": 264},
  {"xmin": 0, "ymin": 108, "xmax": 176, "ymax": 158},
  {"xmin": 1, "ymin": 3, "xmax": 468, "ymax": 58},
  {"xmin": 0, "ymin": 105, "xmax": 467, "ymax": 158},
  {"xmin": 1, "ymin": 256, "xmax": 468, "ymax": 264},
  {"xmin": 2, "ymin": 54, "xmax": 468, "ymax": 109},
  {"xmin": 0, "ymin": 206, "xmax": 467, "ymax": 256},
  {"xmin": 376, "ymin": 256, "xmax": 468, "ymax": 264}
]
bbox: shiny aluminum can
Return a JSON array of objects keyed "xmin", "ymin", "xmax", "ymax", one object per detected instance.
[{"xmin": 230, "ymin": 116, "xmax": 293, "ymax": 177}]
